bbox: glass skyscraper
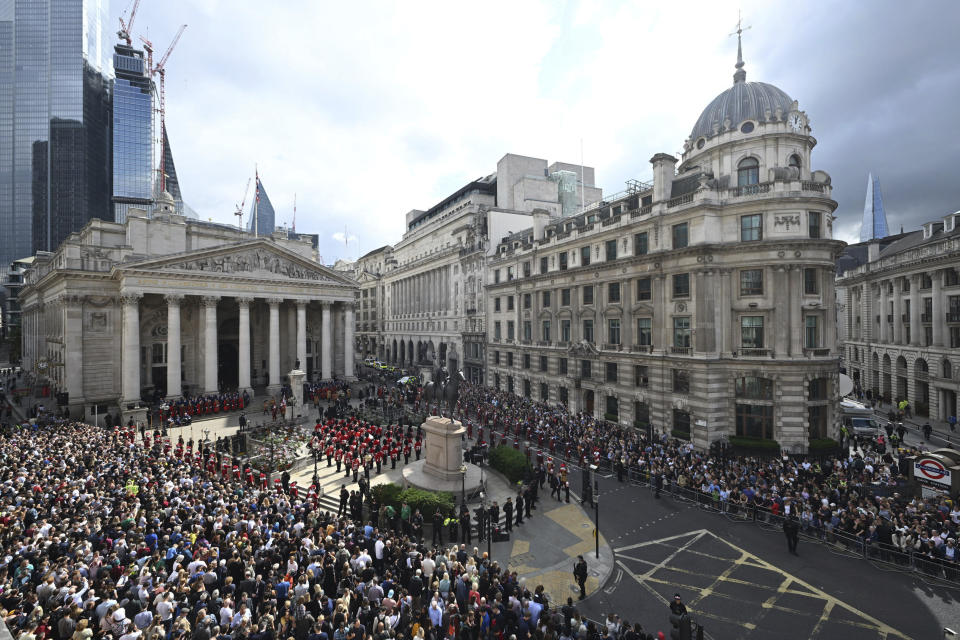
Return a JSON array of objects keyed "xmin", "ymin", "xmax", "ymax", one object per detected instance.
[
  {"xmin": 0, "ymin": 0, "xmax": 113, "ymax": 270},
  {"xmin": 247, "ymin": 178, "xmax": 276, "ymax": 236},
  {"xmin": 112, "ymin": 43, "xmax": 154, "ymax": 223}
]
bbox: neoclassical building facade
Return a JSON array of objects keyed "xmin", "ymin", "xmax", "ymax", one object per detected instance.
[
  {"xmin": 837, "ymin": 212, "xmax": 960, "ymax": 421},
  {"xmin": 19, "ymin": 198, "xmax": 358, "ymax": 420},
  {"xmin": 378, "ymin": 154, "xmax": 599, "ymax": 385},
  {"xmin": 485, "ymin": 51, "xmax": 844, "ymax": 452}
]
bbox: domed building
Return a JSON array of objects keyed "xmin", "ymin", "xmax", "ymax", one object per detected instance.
[{"xmin": 484, "ymin": 37, "xmax": 844, "ymax": 452}]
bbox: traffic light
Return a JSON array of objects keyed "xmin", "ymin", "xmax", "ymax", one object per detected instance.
[{"xmin": 670, "ymin": 613, "xmax": 692, "ymax": 640}]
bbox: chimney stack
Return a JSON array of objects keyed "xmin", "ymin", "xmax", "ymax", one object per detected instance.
[
  {"xmin": 531, "ymin": 209, "xmax": 550, "ymax": 240},
  {"xmin": 650, "ymin": 153, "xmax": 677, "ymax": 203}
]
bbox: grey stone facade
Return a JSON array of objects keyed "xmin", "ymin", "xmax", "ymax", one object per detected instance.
[
  {"xmin": 837, "ymin": 213, "xmax": 960, "ymax": 421},
  {"xmin": 19, "ymin": 204, "xmax": 358, "ymax": 420},
  {"xmin": 485, "ymin": 68, "xmax": 843, "ymax": 452}
]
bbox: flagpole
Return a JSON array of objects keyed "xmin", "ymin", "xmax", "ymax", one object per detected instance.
[{"xmin": 254, "ymin": 165, "xmax": 259, "ymax": 238}]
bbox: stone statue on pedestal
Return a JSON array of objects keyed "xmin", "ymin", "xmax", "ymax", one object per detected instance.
[{"xmin": 423, "ymin": 366, "xmax": 464, "ymax": 422}]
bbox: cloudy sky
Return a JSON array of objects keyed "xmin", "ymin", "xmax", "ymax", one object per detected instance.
[{"xmin": 115, "ymin": 0, "xmax": 960, "ymax": 263}]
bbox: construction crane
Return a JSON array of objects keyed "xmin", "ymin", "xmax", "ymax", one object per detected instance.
[
  {"xmin": 117, "ymin": 0, "xmax": 142, "ymax": 46},
  {"xmin": 141, "ymin": 24, "xmax": 187, "ymax": 193},
  {"xmin": 234, "ymin": 177, "xmax": 252, "ymax": 230}
]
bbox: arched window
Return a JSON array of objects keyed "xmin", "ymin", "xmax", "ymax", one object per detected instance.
[
  {"xmin": 737, "ymin": 157, "xmax": 759, "ymax": 187},
  {"xmin": 943, "ymin": 359, "xmax": 953, "ymax": 379},
  {"xmin": 789, "ymin": 154, "xmax": 802, "ymax": 170}
]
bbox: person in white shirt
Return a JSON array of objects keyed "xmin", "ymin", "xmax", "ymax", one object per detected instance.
[
  {"xmin": 219, "ymin": 599, "xmax": 234, "ymax": 628},
  {"xmin": 421, "ymin": 554, "xmax": 435, "ymax": 581}
]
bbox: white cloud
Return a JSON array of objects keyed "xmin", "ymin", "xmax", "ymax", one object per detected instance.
[{"xmin": 331, "ymin": 232, "xmax": 358, "ymax": 245}]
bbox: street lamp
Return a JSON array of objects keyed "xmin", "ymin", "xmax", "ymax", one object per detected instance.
[
  {"xmin": 459, "ymin": 464, "xmax": 467, "ymax": 505},
  {"xmin": 480, "ymin": 490, "xmax": 491, "ymax": 561}
]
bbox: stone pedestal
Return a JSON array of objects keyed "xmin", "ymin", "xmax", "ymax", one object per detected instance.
[
  {"xmin": 121, "ymin": 404, "xmax": 149, "ymax": 429},
  {"xmin": 288, "ymin": 369, "xmax": 306, "ymax": 417},
  {"xmin": 402, "ymin": 416, "xmax": 484, "ymax": 497}
]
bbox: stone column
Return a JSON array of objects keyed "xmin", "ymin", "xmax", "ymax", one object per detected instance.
[
  {"xmin": 321, "ymin": 302, "xmax": 332, "ymax": 379},
  {"xmin": 879, "ymin": 282, "xmax": 888, "ymax": 343},
  {"xmin": 860, "ymin": 284, "xmax": 870, "ymax": 342},
  {"xmin": 165, "ymin": 294, "xmax": 183, "ymax": 399},
  {"xmin": 825, "ymin": 283, "xmax": 838, "ymax": 355},
  {"xmin": 773, "ymin": 266, "xmax": 790, "ymax": 355},
  {"xmin": 63, "ymin": 295, "xmax": 84, "ymax": 410},
  {"xmin": 933, "ymin": 270, "xmax": 944, "ymax": 347},
  {"xmin": 893, "ymin": 278, "xmax": 904, "ymax": 345},
  {"xmin": 296, "ymin": 300, "xmax": 307, "ymax": 370},
  {"xmin": 287, "ymin": 304, "xmax": 297, "ymax": 372},
  {"xmin": 267, "ymin": 298, "xmax": 282, "ymax": 392},
  {"xmin": 237, "ymin": 297, "xmax": 253, "ymax": 394},
  {"xmin": 344, "ymin": 303, "xmax": 356, "ymax": 379},
  {"xmin": 121, "ymin": 293, "xmax": 143, "ymax": 404},
  {"xmin": 653, "ymin": 275, "xmax": 666, "ymax": 351},
  {"xmin": 717, "ymin": 269, "xmax": 732, "ymax": 354},
  {"xmin": 788, "ymin": 267, "xmax": 802, "ymax": 355},
  {"xmin": 910, "ymin": 274, "xmax": 922, "ymax": 346},
  {"xmin": 202, "ymin": 296, "xmax": 220, "ymax": 394}
]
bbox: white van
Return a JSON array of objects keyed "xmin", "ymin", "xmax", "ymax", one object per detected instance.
[{"xmin": 840, "ymin": 399, "xmax": 886, "ymax": 437}]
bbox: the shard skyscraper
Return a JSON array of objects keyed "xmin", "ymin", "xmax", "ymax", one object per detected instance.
[{"xmin": 860, "ymin": 173, "xmax": 890, "ymax": 242}]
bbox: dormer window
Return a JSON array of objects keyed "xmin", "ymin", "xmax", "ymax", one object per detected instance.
[
  {"xmin": 740, "ymin": 121, "xmax": 755, "ymax": 134},
  {"xmin": 737, "ymin": 157, "xmax": 759, "ymax": 186}
]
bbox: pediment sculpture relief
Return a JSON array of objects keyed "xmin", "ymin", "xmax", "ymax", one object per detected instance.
[{"xmin": 161, "ymin": 249, "xmax": 332, "ymax": 281}]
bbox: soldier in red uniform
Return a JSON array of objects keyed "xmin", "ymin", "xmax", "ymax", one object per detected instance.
[
  {"xmin": 260, "ymin": 469, "xmax": 268, "ymax": 490},
  {"xmin": 391, "ymin": 445, "xmax": 399, "ymax": 470},
  {"xmin": 326, "ymin": 443, "xmax": 334, "ymax": 467},
  {"xmin": 402, "ymin": 442, "xmax": 411, "ymax": 465},
  {"xmin": 414, "ymin": 438, "xmax": 422, "ymax": 461},
  {"xmin": 351, "ymin": 455, "xmax": 360, "ymax": 483},
  {"xmin": 343, "ymin": 450, "xmax": 352, "ymax": 478},
  {"xmin": 513, "ymin": 436, "xmax": 520, "ymax": 450},
  {"xmin": 374, "ymin": 449, "xmax": 383, "ymax": 474},
  {"xmin": 335, "ymin": 447, "xmax": 343, "ymax": 473}
]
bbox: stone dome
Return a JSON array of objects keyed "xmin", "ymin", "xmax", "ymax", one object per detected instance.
[
  {"xmin": 156, "ymin": 190, "xmax": 176, "ymax": 212},
  {"xmin": 690, "ymin": 81, "xmax": 794, "ymax": 142},
  {"xmin": 689, "ymin": 30, "xmax": 795, "ymax": 142}
]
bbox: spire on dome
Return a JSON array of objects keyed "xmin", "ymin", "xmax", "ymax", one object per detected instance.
[{"xmin": 730, "ymin": 12, "xmax": 750, "ymax": 84}]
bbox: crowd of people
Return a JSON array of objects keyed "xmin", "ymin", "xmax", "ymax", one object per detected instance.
[
  {"xmin": 455, "ymin": 383, "xmax": 960, "ymax": 576},
  {"xmin": 0, "ymin": 413, "xmax": 678, "ymax": 640}
]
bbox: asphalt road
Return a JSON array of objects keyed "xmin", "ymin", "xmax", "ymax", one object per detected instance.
[{"xmin": 576, "ymin": 475, "xmax": 959, "ymax": 639}]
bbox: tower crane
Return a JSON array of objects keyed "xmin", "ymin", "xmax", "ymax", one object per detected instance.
[
  {"xmin": 141, "ymin": 24, "xmax": 187, "ymax": 193},
  {"xmin": 117, "ymin": 0, "xmax": 142, "ymax": 46},
  {"xmin": 234, "ymin": 177, "xmax": 252, "ymax": 230}
]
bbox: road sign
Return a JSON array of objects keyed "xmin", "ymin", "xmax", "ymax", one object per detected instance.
[{"xmin": 914, "ymin": 456, "xmax": 952, "ymax": 489}]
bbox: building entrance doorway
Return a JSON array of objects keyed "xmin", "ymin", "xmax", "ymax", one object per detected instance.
[
  {"xmin": 584, "ymin": 390, "xmax": 594, "ymax": 416},
  {"xmin": 943, "ymin": 389, "xmax": 957, "ymax": 421},
  {"xmin": 218, "ymin": 343, "xmax": 239, "ymax": 391}
]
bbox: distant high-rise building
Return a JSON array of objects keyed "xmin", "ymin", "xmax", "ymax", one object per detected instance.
[
  {"xmin": 860, "ymin": 173, "xmax": 890, "ymax": 242},
  {"xmin": 0, "ymin": 0, "xmax": 113, "ymax": 270},
  {"xmin": 112, "ymin": 43, "xmax": 154, "ymax": 224},
  {"xmin": 247, "ymin": 177, "xmax": 276, "ymax": 236}
]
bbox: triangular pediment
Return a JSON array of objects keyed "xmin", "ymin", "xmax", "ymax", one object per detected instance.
[{"xmin": 116, "ymin": 240, "xmax": 358, "ymax": 287}]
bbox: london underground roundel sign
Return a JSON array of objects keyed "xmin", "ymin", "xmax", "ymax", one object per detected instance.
[{"xmin": 914, "ymin": 457, "xmax": 952, "ymax": 489}]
